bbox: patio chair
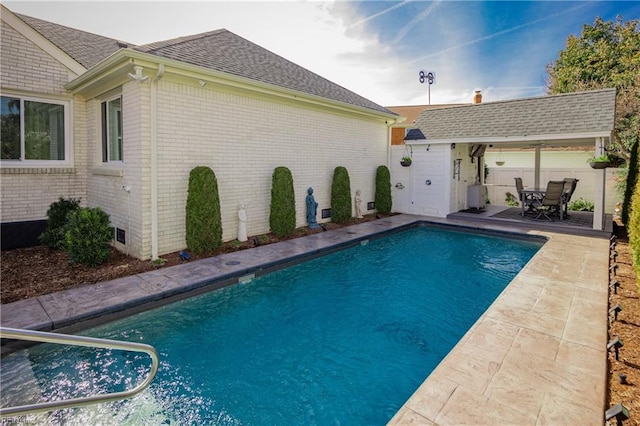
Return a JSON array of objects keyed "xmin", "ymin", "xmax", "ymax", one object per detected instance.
[
  {"xmin": 514, "ymin": 177, "xmax": 539, "ymax": 213},
  {"xmin": 535, "ymin": 181, "xmax": 566, "ymax": 221},
  {"xmin": 562, "ymin": 178, "xmax": 579, "ymax": 218}
]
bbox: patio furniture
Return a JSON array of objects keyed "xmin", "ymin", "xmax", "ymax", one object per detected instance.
[
  {"xmin": 515, "ymin": 178, "xmax": 542, "ymax": 216},
  {"xmin": 562, "ymin": 178, "xmax": 579, "ymax": 218},
  {"xmin": 534, "ymin": 181, "xmax": 566, "ymax": 221}
]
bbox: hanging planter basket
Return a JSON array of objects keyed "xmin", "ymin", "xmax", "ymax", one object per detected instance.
[
  {"xmin": 589, "ymin": 161, "xmax": 610, "ymax": 169},
  {"xmin": 401, "ymin": 145, "xmax": 412, "ymax": 167}
]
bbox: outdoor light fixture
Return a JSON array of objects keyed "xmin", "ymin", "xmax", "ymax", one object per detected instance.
[
  {"xmin": 607, "ymin": 336, "xmax": 624, "ymax": 361},
  {"xmin": 610, "ymin": 263, "xmax": 618, "ymax": 275},
  {"xmin": 418, "ymin": 70, "xmax": 435, "ymax": 105},
  {"xmin": 611, "ymin": 251, "xmax": 618, "ymax": 261},
  {"xmin": 605, "ymin": 403, "xmax": 629, "ymax": 426},
  {"xmin": 127, "ymin": 65, "xmax": 148, "ymax": 82},
  {"xmin": 609, "ymin": 304, "xmax": 622, "ymax": 321},
  {"xmin": 611, "ymin": 279, "xmax": 620, "ymax": 294}
]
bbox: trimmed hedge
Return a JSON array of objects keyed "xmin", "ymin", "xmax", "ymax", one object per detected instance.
[
  {"xmin": 331, "ymin": 166, "xmax": 352, "ymax": 223},
  {"xmin": 622, "ymin": 139, "xmax": 639, "ymax": 225},
  {"xmin": 65, "ymin": 207, "xmax": 113, "ymax": 266},
  {"xmin": 186, "ymin": 166, "xmax": 222, "ymax": 254},
  {"xmin": 628, "ymin": 141, "xmax": 640, "ymax": 291},
  {"xmin": 375, "ymin": 165, "xmax": 392, "ymax": 214},
  {"xmin": 270, "ymin": 166, "xmax": 296, "ymax": 237},
  {"xmin": 40, "ymin": 197, "xmax": 81, "ymax": 250}
]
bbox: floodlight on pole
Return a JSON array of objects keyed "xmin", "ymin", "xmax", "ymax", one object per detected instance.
[{"xmin": 419, "ymin": 70, "xmax": 435, "ymax": 105}]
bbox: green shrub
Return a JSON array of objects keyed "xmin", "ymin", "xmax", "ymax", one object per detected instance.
[
  {"xmin": 331, "ymin": 166, "xmax": 352, "ymax": 223},
  {"xmin": 629, "ymin": 159, "xmax": 640, "ymax": 291},
  {"xmin": 505, "ymin": 192, "xmax": 519, "ymax": 207},
  {"xmin": 375, "ymin": 165, "xmax": 392, "ymax": 214},
  {"xmin": 39, "ymin": 197, "xmax": 81, "ymax": 250},
  {"xmin": 622, "ymin": 139, "xmax": 639, "ymax": 225},
  {"xmin": 568, "ymin": 197, "xmax": 594, "ymax": 212},
  {"xmin": 269, "ymin": 166, "xmax": 296, "ymax": 237},
  {"xmin": 186, "ymin": 166, "xmax": 222, "ymax": 254},
  {"xmin": 65, "ymin": 207, "xmax": 113, "ymax": 266}
]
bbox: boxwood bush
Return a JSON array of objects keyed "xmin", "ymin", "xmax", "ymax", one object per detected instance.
[
  {"xmin": 375, "ymin": 165, "xmax": 392, "ymax": 214},
  {"xmin": 331, "ymin": 166, "xmax": 352, "ymax": 223},
  {"xmin": 40, "ymin": 197, "xmax": 81, "ymax": 250},
  {"xmin": 269, "ymin": 166, "xmax": 296, "ymax": 237},
  {"xmin": 186, "ymin": 166, "xmax": 222, "ymax": 254},
  {"xmin": 65, "ymin": 207, "xmax": 113, "ymax": 266}
]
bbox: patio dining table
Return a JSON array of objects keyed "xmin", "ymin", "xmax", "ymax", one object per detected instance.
[{"xmin": 520, "ymin": 188, "xmax": 545, "ymax": 217}]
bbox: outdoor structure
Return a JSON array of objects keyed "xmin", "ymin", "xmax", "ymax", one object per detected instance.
[
  {"xmin": 389, "ymin": 89, "xmax": 617, "ymax": 231},
  {"xmin": 0, "ymin": 6, "xmax": 401, "ymax": 259}
]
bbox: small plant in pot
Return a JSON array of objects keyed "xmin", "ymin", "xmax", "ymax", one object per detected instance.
[
  {"xmin": 400, "ymin": 156, "xmax": 412, "ymax": 167},
  {"xmin": 588, "ymin": 154, "xmax": 610, "ymax": 169}
]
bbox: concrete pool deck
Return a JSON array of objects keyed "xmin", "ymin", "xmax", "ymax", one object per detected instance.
[{"xmin": 1, "ymin": 214, "xmax": 611, "ymax": 425}]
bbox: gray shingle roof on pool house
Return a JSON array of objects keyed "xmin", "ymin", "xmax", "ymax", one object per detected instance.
[{"xmin": 413, "ymin": 88, "xmax": 616, "ymax": 142}]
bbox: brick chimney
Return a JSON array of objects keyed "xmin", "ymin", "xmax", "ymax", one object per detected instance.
[{"xmin": 473, "ymin": 90, "xmax": 482, "ymax": 104}]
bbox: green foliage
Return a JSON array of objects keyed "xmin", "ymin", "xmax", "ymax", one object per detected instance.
[
  {"xmin": 331, "ymin": 166, "xmax": 352, "ymax": 223},
  {"xmin": 622, "ymin": 139, "xmax": 639, "ymax": 225},
  {"xmin": 269, "ymin": 166, "xmax": 296, "ymax": 237},
  {"xmin": 375, "ymin": 165, "xmax": 392, "ymax": 214},
  {"xmin": 628, "ymin": 163, "xmax": 640, "ymax": 291},
  {"xmin": 185, "ymin": 166, "xmax": 222, "ymax": 254},
  {"xmin": 39, "ymin": 197, "xmax": 81, "ymax": 250},
  {"xmin": 65, "ymin": 207, "xmax": 113, "ymax": 266},
  {"xmin": 504, "ymin": 192, "xmax": 519, "ymax": 207},
  {"xmin": 568, "ymin": 197, "xmax": 595, "ymax": 212},
  {"xmin": 546, "ymin": 16, "xmax": 640, "ymax": 163}
]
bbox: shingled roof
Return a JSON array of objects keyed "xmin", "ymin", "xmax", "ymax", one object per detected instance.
[
  {"xmin": 16, "ymin": 13, "xmax": 126, "ymax": 69},
  {"xmin": 134, "ymin": 29, "xmax": 395, "ymax": 115},
  {"xmin": 414, "ymin": 89, "xmax": 616, "ymax": 141},
  {"xmin": 15, "ymin": 12, "xmax": 395, "ymax": 116}
]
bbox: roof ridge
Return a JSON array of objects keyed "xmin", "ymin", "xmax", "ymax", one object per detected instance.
[{"xmin": 136, "ymin": 28, "xmax": 228, "ymax": 52}]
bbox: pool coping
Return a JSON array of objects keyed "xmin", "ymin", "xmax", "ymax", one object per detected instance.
[{"xmin": 1, "ymin": 214, "xmax": 610, "ymax": 425}]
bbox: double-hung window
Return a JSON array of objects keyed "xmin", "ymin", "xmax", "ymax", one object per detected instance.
[
  {"xmin": 101, "ymin": 96, "xmax": 123, "ymax": 162},
  {"xmin": 1, "ymin": 95, "xmax": 68, "ymax": 163}
]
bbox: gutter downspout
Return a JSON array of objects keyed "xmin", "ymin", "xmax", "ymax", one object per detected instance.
[{"xmin": 150, "ymin": 64, "xmax": 165, "ymax": 260}]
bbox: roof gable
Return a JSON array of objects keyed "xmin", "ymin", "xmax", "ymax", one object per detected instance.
[
  {"xmin": 16, "ymin": 13, "xmax": 125, "ymax": 69},
  {"xmin": 134, "ymin": 29, "xmax": 395, "ymax": 115},
  {"xmin": 414, "ymin": 89, "xmax": 616, "ymax": 141}
]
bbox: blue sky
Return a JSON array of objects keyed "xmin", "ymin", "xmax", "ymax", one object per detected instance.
[{"xmin": 5, "ymin": 1, "xmax": 639, "ymax": 106}]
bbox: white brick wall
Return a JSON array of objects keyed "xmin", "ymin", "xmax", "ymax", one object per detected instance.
[
  {"xmin": 0, "ymin": 21, "xmax": 87, "ymax": 223},
  {"xmin": 0, "ymin": 21, "xmax": 73, "ymax": 95},
  {"xmin": 146, "ymin": 80, "xmax": 389, "ymax": 258}
]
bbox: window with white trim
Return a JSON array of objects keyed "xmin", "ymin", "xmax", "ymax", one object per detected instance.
[
  {"xmin": 1, "ymin": 95, "xmax": 68, "ymax": 162},
  {"xmin": 101, "ymin": 96, "xmax": 123, "ymax": 162}
]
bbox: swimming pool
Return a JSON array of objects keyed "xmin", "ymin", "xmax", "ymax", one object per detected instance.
[{"xmin": 1, "ymin": 226, "xmax": 542, "ymax": 424}]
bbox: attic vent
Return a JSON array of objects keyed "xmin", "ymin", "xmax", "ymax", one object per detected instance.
[{"xmin": 117, "ymin": 41, "xmax": 129, "ymax": 48}]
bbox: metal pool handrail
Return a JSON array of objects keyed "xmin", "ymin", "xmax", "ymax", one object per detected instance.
[{"xmin": 0, "ymin": 327, "xmax": 159, "ymax": 418}]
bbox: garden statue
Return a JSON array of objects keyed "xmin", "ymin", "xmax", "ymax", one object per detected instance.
[
  {"xmin": 306, "ymin": 187, "xmax": 319, "ymax": 229},
  {"xmin": 354, "ymin": 189, "xmax": 363, "ymax": 218},
  {"xmin": 237, "ymin": 204, "xmax": 248, "ymax": 242}
]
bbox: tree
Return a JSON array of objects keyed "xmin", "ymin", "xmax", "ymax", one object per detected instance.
[
  {"xmin": 269, "ymin": 166, "xmax": 296, "ymax": 237},
  {"xmin": 331, "ymin": 166, "xmax": 352, "ymax": 223},
  {"xmin": 375, "ymin": 165, "xmax": 392, "ymax": 214},
  {"xmin": 546, "ymin": 16, "xmax": 640, "ymax": 162},
  {"xmin": 547, "ymin": 16, "xmax": 640, "ymax": 226},
  {"xmin": 185, "ymin": 166, "xmax": 222, "ymax": 254}
]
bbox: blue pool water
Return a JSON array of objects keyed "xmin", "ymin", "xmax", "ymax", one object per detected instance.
[{"xmin": 1, "ymin": 227, "xmax": 542, "ymax": 425}]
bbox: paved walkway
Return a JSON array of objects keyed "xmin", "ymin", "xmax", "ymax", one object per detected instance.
[{"xmin": 1, "ymin": 214, "xmax": 611, "ymax": 425}]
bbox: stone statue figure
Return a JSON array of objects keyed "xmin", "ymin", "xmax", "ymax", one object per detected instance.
[
  {"xmin": 354, "ymin": 189, "xmax": 363, "ymax": 219},
  {"xmin": 306, "ymin": 187, "xmax": 319, "ymax": 229},
  {"xmin": 237, "ymin": 204, "xmax": 248, "ymax": 242}
]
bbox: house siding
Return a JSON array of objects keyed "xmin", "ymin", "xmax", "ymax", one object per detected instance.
[
  {"xmin": 0, "ymin": 20, "xmax": 87, "ymax": 225},
  {"xmin": 147, "ymin": 80, "xmax": 388, "ymax": 258},
  {"xmin": 0, "ymin": 21, "xmax": 73, "ymax": 95}
]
